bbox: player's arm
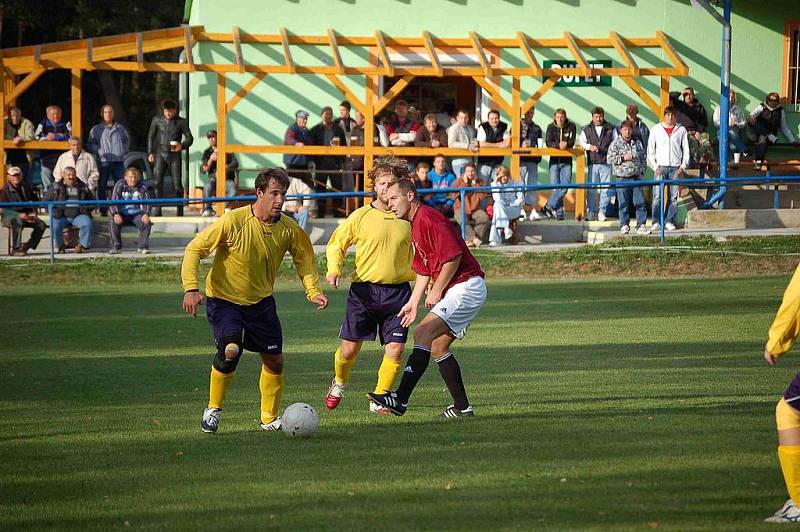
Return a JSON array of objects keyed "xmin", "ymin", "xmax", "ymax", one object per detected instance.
[
  {"xmin": 324, "ymin": 212, "xmax": 358, "ymax": 289},
  {"xmin": 766, "ymin": 264, "xmax": 800, "ymax": 365},
  {"xmin": 398, "ymin": 272, "xmax": 431, "ymax": 328},
  {"xmin": 290, "ymin": 224, "xmax": 328, "ymax": 309},
  {"xmin": 426, "ymin": 254, "xmax": 462, "ymax": 309},
  {"xmin": 180, "ymin": 218, "xmax": 228, "ymax": 316}
]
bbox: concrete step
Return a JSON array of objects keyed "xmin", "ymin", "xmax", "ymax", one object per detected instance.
[{"xmin": 687, "ymin": 209, "xmax": 800, "ymax": 230}]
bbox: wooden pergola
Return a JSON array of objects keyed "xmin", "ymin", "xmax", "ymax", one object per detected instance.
[{"xmin": 0, "ymin": 25, "xmax": 688, "ymax": 219}]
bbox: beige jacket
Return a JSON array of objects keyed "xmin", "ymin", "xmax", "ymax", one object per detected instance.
[{"xmin": 53, "ymin": 150, "xmax": 100, "ymax": 191}]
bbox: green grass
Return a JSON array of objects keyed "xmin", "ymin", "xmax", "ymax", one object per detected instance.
[{"xmin": 0, "ymin": 274, "xmax": 797, "ymax": 530}]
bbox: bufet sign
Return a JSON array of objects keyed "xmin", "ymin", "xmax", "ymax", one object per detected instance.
[{"xmin": 544, "ymin": 60, "xmax": 612, "ymax": 87}]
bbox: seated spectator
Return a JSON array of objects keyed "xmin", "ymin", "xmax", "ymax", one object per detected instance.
[
  {"xmin": 310, "ymin": 106, "xmax": 347, "ymax": 217},
  {"xmin": 283, "ymin": 110, "xmax": 314, "ymax": 180},
  {"xmin": 446, "ymin": 108, "xmax": 478, "ymax": 178},
  {"xmin": 0, "ymin": 165, "xmax": 47, "ymax": 256},
  {"xmin": 452, "ymin": 162, "xmax": 489, "ymax": 248},
  {"xmin": 374, "ymin": 113, "xmax": 390, "ymax": 147},
  {"xmin": 201, "ymin": 129, "xmax": 238, "ymax": 217},
  {"xmin": 53, "ymin": 137, "xmax": 100, "ymax": 193},
  {"xmin": 283, "ymin": 175, "xmax": 316, "ymax": 233},
  {"xmin": 477, "ymin": 109, "xmax": 510, "ymax": 182},
  {"xmin": 35, "ymin": 105, "xmax": 72, "ymax": 192},
  {"xmin": 675, "ymin": 87, "xmax": 712, "ymax": 165},
  {"xmin": 47, "ymin": 167, "xmax": 93, "ymax": 253},
  {"xmin": 520, "ymin": 108, "xmax": 543, "ymax": 220},
  {"xmin": 87, "ymin": 105, "xmax": 130, "ymax": 216},
  {"xmin": 4, "ymin": 107, "xmax": 35, "ymax": 185},
  {"xmin": 414, "ymin": 113, "xmax": 449, "ymax": 158},
  {"xmin": 385, "ymin": 100, "xmax": 420, "ymax": 147},
  {"xmin": 489, "ymin": 166, "xmax": 524, "ymax": 247},
  {"xmin": 748, "ymin": 92, "xmax": 800, "ymax": 170},
  {"xmin": 608, "ymin": 120, "xmax": 648, "ymax": 235},
  {"xmin": 413, "ymin": 161, "xmax": 435, "ymax": 206},
  {"xmin": 108, "ymin": 166, "xmax": 152, "ymax": 254},
  {"xmin": 428, "ymin": 154, "xmax": 457, "ymax": 218},
  {"xmin": 713, "ymin": 91, "xmax": 747, "ymax": 161}
]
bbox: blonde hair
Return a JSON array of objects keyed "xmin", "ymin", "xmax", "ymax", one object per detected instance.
[{"xmin": 367, "ymin": 155, "xmax": 410, "ymax": 192}]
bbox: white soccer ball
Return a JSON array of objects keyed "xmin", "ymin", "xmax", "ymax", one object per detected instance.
[{"xmin": 281, "ymin": 402, "xmax": 318, "ymax": 438}]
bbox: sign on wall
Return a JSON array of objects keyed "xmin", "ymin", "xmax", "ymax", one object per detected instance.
[{"xmin": 543, "ymin": 60, "xmax": 612, "ymax": 87}]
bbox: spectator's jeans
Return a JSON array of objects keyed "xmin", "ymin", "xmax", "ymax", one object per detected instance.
[
  {"xmin": 462, "ymin": 209, "xmax": 490, "ymax": 244},
  {"xmin": 546, "ymin": 163, "xmax": 572, "ymax": 216},
  {"xmin": 153, "ymin": 151, "xmax": 184, "ymax": 199},
  {"xmin": 747, "ymin": 125, "xmax": 776, "ymax": 162},
  {"xmin": 285, "ymin": 209, "xmax": 310, "ymax": 232},
  {"xmin": 451, "ymin": 158, "xmax": 471, "ymax": 178},
  {"xmin": 724, "ymin": 128, "xmax": 747, "ymax": 155},
  {"xmin": 616, "ymin": 178, "xmax": 647, "ymax": 228},
  {"xmin": 4, "ymin": 215, "xmax": 47, "ymax": 250},
  {"xmin": 519, "ymin": 160, "xmax": 539, "ymax": 206},
  {"xmin": 203, "ymin": 178, "xmax": 237, "ymax": 211},
  {"xmin": 587, "ymin": 163, "xmax": 612, "ymax": 217},
  {"xmin": 314, "ymin": 165, "xmax": 343, "ymax": 217},
  {"xmin": 110, "ymin": 213, "xmax": 152, "ymax": 250},
  {"xmin": 40, "ymin": 166, "xmax": 54, "ymax": 192},
  {"xmin": 53, "ymin": 214, "xmax": 92, "ymax": 248},
  {"xmin": 98, "ymin": 162, "xmax": 125, "ymax": 215},
  {"xmin": 652, "ymin": 166, "xmax": 680, "ymax": 225}
]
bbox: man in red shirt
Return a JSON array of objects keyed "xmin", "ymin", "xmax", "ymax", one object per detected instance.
[{"xmin": 368, "ymin": 178, "xmax": 487, "ymax": 418}]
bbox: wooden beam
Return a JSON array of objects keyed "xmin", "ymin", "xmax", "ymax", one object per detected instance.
[
  {"xmin": 510, "ymin": 76, "xmax": 521, "ymax": 184},
  {"xmin": 136, "ymin": 33, "xmax": 144, "ymax": 71},
  {"xmin": 327, "ymin": 28, "xmax": 343, "ymax": 74},
  {"xmin": 656, "ymin": 31, "xmax": 689, "ymax": 76},
  {"xmin": 6, "ymin": 68, "xmax": 46, "ymax": 102},
  {"xmin": 516, "ymin": 31, "xmax": 541, "ymax": 77},
  {"xmin": 660, "ymin": 75, "xmax": 671, "ymax": 114},
  {"xmin": 521, "ymin": 76, "xmax": 559, "ymax": 115},
  {"xmin": 469, "ymin": 31, "xmax": 491, "ymax": 76},
  {"xmin": 85, "ymin": 38, "xmax": 93, "ymax": 69},
  {"xmin": 421, "ymin": 31, "xmax": 442, "ymax": 77},
  {"xmin": 574, "ymin": 152, "xmax": 586, "ymax": 221},
  {"xmin": 609, "ymin": 32, "xmax": 639, "ymax": 77},
  {"xmin": 33, "ymin": 45, "xmax": 41, "ymax": 67},
  {"xmin": 373, "ymin": 75, "xmax": 414, "ymax": 114},
  {"xmin": 620, "ymin": 75, "xmax": 660, "ymax": 117},
  {"xmin": 225, "ymin": 72, "xmax": 266, "ymax": 113},
  {"xmin": 232, "ymin": 26, "xmax": 244, "ymax": 73},
  {"xmin": 183, "ymin": 25, "xmax": 195, "ymax": 72},
  {"xmin": 0, "ymin": 68, "xmax": 5, "ymax": 188},
  {"xmin": 374, "ymin": 30, "xmax": 394, "ymax": 77},
  {"xmin": 71, "ymin": 68, "xmax": 82, "ymax": 139},
  {"xmin": 326, "ymin": 74, "xmax": 367, "ymax": 115},
  {"xmin": 563, "ymin": 32, "xmax": 591, "ymax": 77},
  {"xmin": 280, "ymin": 27, "xmax": 295, "ymax": 74},
  {"xmin": 215, "ymin": 74, "xmax": 227, "ymax": 216},
  {"xmin": 472, "ymin": 76, "xmax": 512, "ymax": 116}
]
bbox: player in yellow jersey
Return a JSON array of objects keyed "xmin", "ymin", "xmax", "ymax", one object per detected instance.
[
  {"xmin": 324, "ymin": 156, "xmax": 415, "ymax": 413},
  {"xmin": 181, "ymin": 168, "xmax": 328, "ymax": 434}
]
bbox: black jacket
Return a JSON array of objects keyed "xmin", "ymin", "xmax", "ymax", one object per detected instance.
[
  {"xmin": 545, "ymin": 120, "xmax": 577, "ymax": 165},
  {"xmin": 310, "ymin": 122, "xmax": 347, "ymax": 169},
  {"xmin": 520, "ymin": 120, "xmax": 543, "ymax": 163},
  {"xmin": 147, "ymin": 115, "xmax": 194, "ymax": 155},
  {"xmin": 47, "ymin": 180, "xmax": 93, "ymax": 218},
  {"xmin": 0, "ymin": 182, "xmax": 39, "ymax": 215}
]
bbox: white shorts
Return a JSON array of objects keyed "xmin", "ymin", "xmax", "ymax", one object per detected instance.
[{"xmin": 430, "ymin": 276, "xmax": 487, "ymax": 339}]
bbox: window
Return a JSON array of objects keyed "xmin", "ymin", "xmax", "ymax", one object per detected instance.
[{"xmin": 784, "ymin": 21, "xmax": 800, "ymax": 110}]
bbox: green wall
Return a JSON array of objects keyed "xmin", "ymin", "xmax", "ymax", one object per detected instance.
[{"xmin": 187, "ymin": 0, "xmax": 798, "ymax": 188}]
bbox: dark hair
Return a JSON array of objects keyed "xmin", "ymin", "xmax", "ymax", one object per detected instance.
[
  {"xmin": 395, "ymin": 178, "xmax": 418, "ymax": 201},
  {"xmin": 321, "ymin": 106, "xmax": 333, "ymax": 115},
  {"xmin": 457, "ymin": 108, "xmax": 470, "ymax": 117},
  {"xmin": 339, "ymin": 100, "xmax": 351, "ymax": 111},
  {"xmin": 162, "ymin": 98, "xmax": 178, "ymax": 110},
  {"xmin": 124, "ymin": 166, "xmax": 142, "ymax": 178},
  {"xmin": 554, "ymin": 108, "xmax": 567, "ymax": 116},
  {"xmin": 767, "ymin": 92, "xmax": 781, "ymax": 103},
  {"xmin": 368, "ymin": 155, "xmax": 411, "ymax": 191},
  {"xmin": 663, "ymin": 105, "xmax": 675, "ymax": 115},
  {"xmin": 464, "ymin": 161, "xmax": 476, "ymax": 171},
  {"xmin": 416, "ymin": 161, "xmax": 430, "ymax": 171},
  {"xmin": 255, "ymin": 167, "xmax": 290, "ymax": 192},
  {"xmin": 487, "ymin": 109, "xmax": 501, "ymax": 118},
  {"xmin": 423, "ymin": 113, "xmax": 437, "ymax": 123},
  {"xmin": 619, "ymin": 120, "xmax": 634, "ymax": 130},
  {"xmin": 591, "ymin": 106, "xmax": 605, "ymax": 116},
  {"xmin": 683, "ymin": 86, "xmax": 695, "ymax": 94}
]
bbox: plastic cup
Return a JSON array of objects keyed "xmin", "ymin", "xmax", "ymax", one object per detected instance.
[
  {"xmin": 537, "ymin": 138, "xmax": 544, "ymax": 149},
  {"xmin": 733, "ymin": 152, "xmax": 741, "ymax": 164}
]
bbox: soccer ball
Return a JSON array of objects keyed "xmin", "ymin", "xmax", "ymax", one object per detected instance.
[{"xmin": 281, "ymin": 403, "xmax": 319, "ymax": 438}]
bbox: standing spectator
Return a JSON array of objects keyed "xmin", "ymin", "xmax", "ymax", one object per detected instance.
[
  {"xmin": 476, "ymin": 109, "xmax": 510, "ymax": 183},
  {"xmin": 447, "ymin": 109, "xmax": 478, "ymax": 178},
  {"xmin": 147, "ymin": 98, "xmax": 193, "ymax": 216},
  {"xmin": 452, "ymin": 162, "xmax": 489, "ymax": 247},
  {"xmin": 646, "ymin": 106, "xmax": 690, "ymax": 232},
  {"xmin": 87, "ymin": 105, "xmax": 129, "ymax": 216},
  {"xmin": 713, "ymin": 90, "xmax": 748, "ymax": 161},
  {"xmin": 53, "ymin": 137, "xmax": 100, "ymax": 192},
  {"xmin": 414, "ymin": 113, "xmax": 449, "ymax": 164},
  {"xmin": 580, "ymin": 106, "xmax": 615, "ymax": 221},
  {"xmin": 4, "ymin": 107, "xmax": 35, "ymax": 185},
  {"xmin": 489, "ymin": 165, "xmax": 524, "ymax": 247},
  {"xmin": 541, "ymin": 108, "xmax": 576, "ymax": 221},
  {"xmin": 35, "ymin": 105, "xmax": 71, "ymax": 192},
  {"xmin": 428, "ymin": 154, "xmax": 457, "ymax": 218},
  {"xmin": 748, "ymin": 92, "xmax": 800, "ymax": 170},
  {"xmin": 283, "ymin": 175, "xmax": 316, "ymax": 233},
  {"xmin": 200, "ymin": 129, "xmax": 239, "ymax": 217},
  {"xmin": 519, "ymin": 108, "xmax": 543, "ymax": 220},
  {"xmin": 0, "ymin": 166, "xmax": 47, "ymax": 256},
  {"xmin": 310, "ymin": 106, "xmax": 347, "ymax": 217},
  {"xmin": 413, "ymin": 161, "xmax": 435, "ymax": 207},
  {"xmin": 617, "ymin": 104, "xmax": 649, "ymax": 149},
  {"xmin": 108, "ymin": 166, "xmax": 152, "ymax": 254},
  {"xmin": 677, "ymin": 87, "xmax": 712, "ymax": 165},
  {"xmin": 47, "ymin": 167, "xmax": 93, "ymax": 253},
  {"xmin": 385, "ymin": 100, "xmax": 420, "ymax": 147},
  {"xmin": 608, "ymin": 121, "xmax": 648, "ymax": 235},
  {"xmin": 334, "ymin": 100, "xmax": 358, "ymax": 201},
  {"xmin": 283, "ymin": 110, "xmax": 314, "ymax": 181}
]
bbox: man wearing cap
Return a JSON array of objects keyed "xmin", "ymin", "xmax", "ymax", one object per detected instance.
[
  {"xmin": 201, "ymin": 129, "xmax": 239, "ymax": 217},
  {"xmin": 283, "ymin": 110, "xmax": 314, "ymax": 181},
  {"xmin": 0, "ymin": 166, "xmax": 47, "ymax": 256}
]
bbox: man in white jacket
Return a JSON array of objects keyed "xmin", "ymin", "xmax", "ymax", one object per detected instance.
[
  {"xmin": 446, "ymin": 109, "xmax": 478, "ymax": 179},
  {"xmin": 646, "ymin": 106, "xmax": 690, "ymax": 232},
  {"xmin": 53, "ymin": 136, "xmax": 100, "ymax": 193}
]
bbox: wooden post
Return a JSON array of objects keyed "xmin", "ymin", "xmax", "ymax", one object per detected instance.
[
  {"xmin": 215, "ymin": 73, "xmax": 227, "ymax": 215},
  {"xmin": 660, "ymin": 75, "xmax": 670, "ymax": 114},
  {"xmin": 364, "ymin": 74, "xmax": 377, "ymax": 205},
  {"xmin": 574, "ymin": 151, "xmax": 586, "ymax": 221},
  {"xmin": 510, "ymin": 76, "xmax": 521, "ymax": 182},
  {"xmin": 70, "ymin": 68, "xmax": 82, "ymax": 139},
  {"xmin": 0, "ymin": 67, "xmax": 5, "ymax": 188}
]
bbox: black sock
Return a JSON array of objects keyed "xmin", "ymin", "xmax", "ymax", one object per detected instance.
[
  {"xmin": 436, "ymin": 352, "xmax": 469, "ymax": 410},
  {"xmin": 395, "ymin": 345, "xmax": 431, "ymax": 404}
]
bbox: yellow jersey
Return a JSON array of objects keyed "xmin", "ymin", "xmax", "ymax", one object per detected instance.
[
  {"xmin": 768, "ymin": 263, "xmax": 800, "ymax": 357},
  {"xmin": 325, "ymin": 202, "xmax": 414, "ymax": 285},
  {"xmin": 181, "ymin": 206, "xmax": 322, "ymax": 305}
]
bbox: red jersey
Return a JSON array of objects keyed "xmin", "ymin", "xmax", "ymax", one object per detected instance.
[{"xmin": 410, "ymin": 204, "xmax": 485, "ymax": 294}]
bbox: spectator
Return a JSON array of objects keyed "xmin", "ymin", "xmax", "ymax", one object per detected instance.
[
  {"xmin": 489, "ymin": 165, "xmax": 524, "ymax": 247},
  {"xmin": 748, "ymin": 92, "xmax": 800, "ymax": 170},
  {"xmin": 385, "ymin": 100, "xmax": 420, "ymax": 147},
  {"xmin": 35, "ymin": 105, "xmax": 71, "ymax": 192},
  {"xmin": 374, "ymin": 112, "xmax": 390, "ymax": 147},
  {"xmin": 47, "ymin": 167, "xmax": 93, "ymax": 253},
  {"xmin": 580, "ymin": 106, "xmax": 615, "ymax": 221},
  {"xmin": 0, "ymin": 166, "xmax": 47, "ymax": 256},
  {"xmin": 713, "ymin": 90, "xmax": 748, "ymax": 161},
  {"xmin": 147, "ymin": 98, "xmax": 193, "ymax": 216},
  {"xmin": 87, "ymin": 105, "xmax": 129, "ymax": 216},
  {"xmin": 447, "ymin": 108, "xmax": 478, "ymax": 178},
  {"xmin": 477, "ymin": 109, "xmax": 510, "ymax": 183},
  {"xmin": 283, "ymin": 110, "xmax": 314, "ymax": 181},
  {"xmin": 541, "ymin": 108, "xmax": 576, "ymax": 221},
  {"xmin": 310, "ymin": 106, "xmax": 347, "ymax": 217},
  {"xmin": 334, "ymin": 100, "xmax": 358, "ymax": 200},
  {"xmin": 200, "ymin": 129, "xmax": 239, "ymax": 217},
  {"xmin": 677, "ymin": 87, "xmax": 712, "ymax": 164},
  {"xmin": 53, "ymin": 137, "xmax": 100, "ymax": 193},
  {"xmin": 617, "ymin": 104, "xmax": 649, "ymax": 149},
  {"xmin": 108, "ymin": 166, "xmax": 152, "ymax": 254},
  {"xmin": 283, "ymin": 175, "xmax": 316, "ymax": 233},
  {"xmin": 646, "ymin": 106, "xmax": 690, "ymax": 232},
  {"xmin": 452, "ymin": 162, "xmax": 489, "ymax": 247},
  {"xmin": 4, "ymin": 107, "xmax": 35, "ymax": 185},
  {"xmin": 608, "ymin": 120, "xmax": 648, "ymax": 235},
  {"xmin": 413, "ymin": 161, "xmax": 435, "ymax": 206},
  {"xmin": 428, "ymin": 154, "xmax": 457, "ymax": 218},
  {"xmin": 414, "ymin": 113, "xmax": 449, "ymax": 162},
  {"xmin": 519, "ymin": 108, "xmax": 543, "ymax": 220}
]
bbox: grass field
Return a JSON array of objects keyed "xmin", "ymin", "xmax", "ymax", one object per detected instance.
[{"xmin": 1, "ymin": 269, "xmax": 798, "ymax": 530}]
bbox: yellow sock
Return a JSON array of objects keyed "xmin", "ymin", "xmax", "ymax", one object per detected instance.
[
  {"xmin": 779, "ymin": 445, "xmax": 800, "ymax": 502},
  {"xmin": 259, "ymin": 366, "xmax": 284, "ymax": 424},
  {"xmin": 373, "ymin": 355, "xmax": 402, "ymax": 394},
  {"xmin": 208, "ymin": 367, "xmax": 235, "ymax": 409},
  {"xmin": 334, "ymin": 347, "xmax": 357, "ymax": 386}
]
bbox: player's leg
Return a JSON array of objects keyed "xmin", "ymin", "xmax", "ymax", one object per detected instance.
[
  {"xmin": 767, "ymin": 395, "xmax": 800, "ymax": 522},
  {"xmin": 241, "ymin": 295, "xmax": 284, "ymax": 430},
  {"xmin": 372, "ymin": 283, "xmax": 411, "ymax": 398},
  {"xmin": 430, "ymin": 334, "xmax": 473, "ymax": 418},
  {"xmin": 258, "ymin": 352, "xmax": 284, "ymax": 431},
  {"xmin": 325, "ymin": 339, "xmax": 362, "ymax": 409},
  {"xmin": 202, "ymin": 298, "xmax": 245, "ymax": 433}
]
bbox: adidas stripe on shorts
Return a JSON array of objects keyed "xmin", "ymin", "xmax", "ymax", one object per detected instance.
[{"xmin": 430, "ymin": 276, "xmax": 487, "ymax": 339}]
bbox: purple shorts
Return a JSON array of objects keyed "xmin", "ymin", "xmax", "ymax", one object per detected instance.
[
  {"xmin": 206, "ymin": 296, "xmax": 283, "ymax": 354},
  {"xmin": 339, "ymin": 282, "xmax": 411, "ymax": 345},
  {"xmin": 785, "ymin": 372, "xmax": 800, "ymax": 405}
]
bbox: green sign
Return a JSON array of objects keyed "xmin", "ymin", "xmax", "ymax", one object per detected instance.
[{"xmin": 543, "ymin": 60, "xmax": 612, "ymax": 87}]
